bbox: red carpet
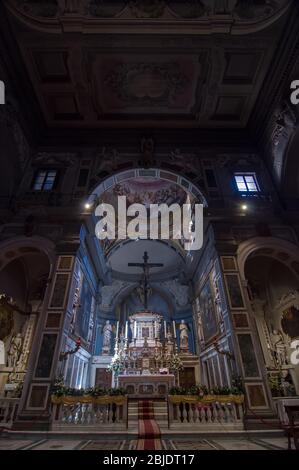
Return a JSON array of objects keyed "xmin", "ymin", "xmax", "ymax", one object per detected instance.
[{"xmin": 137, "ymin": 400, "xmax": 162, "ymax": 450}]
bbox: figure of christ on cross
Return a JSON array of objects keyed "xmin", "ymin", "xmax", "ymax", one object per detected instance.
[{"xmin": 128, "ymin": 251, "xmax": 163, "ymax": 310}]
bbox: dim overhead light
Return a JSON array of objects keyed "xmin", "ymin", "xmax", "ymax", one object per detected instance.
[
  {"xmin": 85, "ymin": 202, "xmax": 91, "ymax": 210},
  {"xmin": 241, "ymin": 204, "xmax": 247, "ymax": 211}
]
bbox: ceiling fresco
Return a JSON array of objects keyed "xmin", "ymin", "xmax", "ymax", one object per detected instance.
[{"xmin": 99, "ymin": 177, "xmax": 194, "ymax": 208}]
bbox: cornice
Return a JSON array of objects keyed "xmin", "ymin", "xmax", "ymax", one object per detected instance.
[
  {"xmin": 249, "ymin": 2, "xmax": 299, "ymax": 143},
  {"xmin": 4, "ymin": 0, "xmax": 292, "ymax": 36}
]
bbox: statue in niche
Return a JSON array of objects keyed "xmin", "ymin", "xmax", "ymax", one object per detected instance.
[
  {"xmin": 196, "ymin": 310, "xmax": 205, "ymax": 348},
  {"xmin": 211, "ymin": 270, "xmax": 224, "ymax": 332},
  {"xmin": 269, "ymin": 328, "xmax": 288, "ymax": 368},
  {"xmin": 7, "ymin": 334, "xmax": 23, "ymax": 369},
  {"xmin": 70, "ymin": 285, "xmax": 81, "ymax": 334},
  {"xmin": 102, "ymin": 320, "xmax": 113, "ymax": 355},
  {"xmin": 179, "ymin": 320, "xmax": 189, "ymax": 353}
]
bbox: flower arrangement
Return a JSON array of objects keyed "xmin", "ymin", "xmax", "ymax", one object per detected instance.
[
  {"xmin": 107, "ymin": 354, "xmax": 125, "ymax": 374},
  {"xmin": 168, "ymin": 354, "xmax": 184, "ymax": 372}
]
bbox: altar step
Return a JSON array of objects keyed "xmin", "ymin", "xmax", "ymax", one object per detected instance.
[{"xmin": 128, "ymin": 399, "xmax": 168, "ymax": 428}]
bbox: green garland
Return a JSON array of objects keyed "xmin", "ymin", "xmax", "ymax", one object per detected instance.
[{"xmin": 51, "ymin": 377, "xmax": 125, "ymax": 398}]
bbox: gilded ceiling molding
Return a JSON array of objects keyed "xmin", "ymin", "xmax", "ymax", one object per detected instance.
[{"xmin": 5, "ymin": 0, "xmax": 292, "ymax": 35}]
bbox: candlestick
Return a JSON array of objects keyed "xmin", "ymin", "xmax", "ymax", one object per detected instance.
[
  {"xmin": 134, "ymin": 321, "xmax": 137, "ymax": 339},
  {"xmin": 173, "ymin": 320, "xmax": 176, "ymax": 339}
]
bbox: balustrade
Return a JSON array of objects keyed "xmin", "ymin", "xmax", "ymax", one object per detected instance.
[
  {"xmin": 51, "ymin": 397, "xmax": 128, "ymax": 430},
  {"xmin": 0, "ymin": 398, "xmax": 20, "ymax": 428},
  {"xmin": 168, "ymin": 397, "xmax": 244, "ymax": 430}
]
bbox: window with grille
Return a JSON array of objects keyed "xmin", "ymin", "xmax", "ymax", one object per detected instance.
[
  {"xmin": 33, "ymin": 170, "xmax": 57, "ymax": 191},
  {"xmin": 234, "ymin": 173, "xmax": 259, "ymax": 193}
]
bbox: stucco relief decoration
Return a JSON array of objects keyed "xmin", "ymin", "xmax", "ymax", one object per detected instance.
[
  {"xmin": 169, "ymin": 149, "xmax": 203, "ymax": 175},
  {"xmin": 104, "ymin": 63, "xmax": 188, "ymax": 107},
  {"xmin": 88, "ymin": 1, "xmax": 126, "ymax": 17},
  {"xmin": 162, "ymin": 280, "xmax": 189, "ymax": 307},
  {"xmin": 233, "ymin": 0, "xmax": 287, "ymax": 20},
  {"xmin": 129, "ymin": 0, "xmax": 165, "ymax": 18},
  {"xmin": 14, "ymin": 0, "xmax": 59, "ymax": 17},
  {"xmin": 277, "ymin": 291, "xmax": 299, "ymax": 340},
  {"xmin": 100, "ymin": 280, "xmax": 131, "ymax": 310},
  {"xmin": 270, "ymin": 100, "xmax": 297, "ymax": 180},
  {"xmin": 167, "ymin": 0, "xmax": 209, "ymax": 18}
]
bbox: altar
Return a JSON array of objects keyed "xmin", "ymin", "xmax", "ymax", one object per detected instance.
[
  {"xmin": 118, "ymin": 373, "xmax": 175, "ymax": 397},
  {"xmin": 92, "ymin": 306, "xmax": 200, "ymax": 395}
]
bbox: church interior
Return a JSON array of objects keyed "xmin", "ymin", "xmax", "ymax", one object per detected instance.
[{"xmin": 0, "ymin": 0, "xmax": 299, "ymax": 452}]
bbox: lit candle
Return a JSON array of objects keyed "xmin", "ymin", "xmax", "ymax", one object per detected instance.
[
  {"xmin": 173, "ymin": 320, "xmax": 176, "ymax": 338},
  {"xmin": 125, "ymin": 321, "xmax": 128, "ymax": 339}
]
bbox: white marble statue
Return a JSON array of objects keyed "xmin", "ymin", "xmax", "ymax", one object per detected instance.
[
  {"xmin": 269, "ymin": 329, "xmax": 288, "ymax": 367},
  {"xmin": 7, "ymin": 334, "xmax": 23, "ymax": 369},
  {"xmin": 102, "ymin": 320, "xmax": 112, "ymax": 354},
  {"xmin": 196, "ymin": 310, "xmax": 205, "ymax": 347},
  {"xmin": 179, "ymin": 320, "xmax": 189, "ymax": 352}
]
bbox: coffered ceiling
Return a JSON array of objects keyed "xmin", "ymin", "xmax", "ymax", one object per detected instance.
[{"xmin": 3, "ymin": 0, "xmax": 292, "ymax": 130}]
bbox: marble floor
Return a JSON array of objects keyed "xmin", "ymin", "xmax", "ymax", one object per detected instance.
[{"xmin": 0, "ymin": 436, "xmax": 295, "ymax": 450}]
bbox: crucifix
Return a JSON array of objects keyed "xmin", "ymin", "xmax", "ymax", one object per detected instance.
[{"xmin": 128, "ymin": 251, "xmax": 163, "ymax": 309}]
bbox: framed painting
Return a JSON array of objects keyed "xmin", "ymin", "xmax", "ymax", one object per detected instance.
[
  {"xmin": 198, "ymin": 277, "xmax": 219, "ymax": 344},
  {"xmin": 225, "ymin": 274, "xmax": 245, "ymax": 309}
]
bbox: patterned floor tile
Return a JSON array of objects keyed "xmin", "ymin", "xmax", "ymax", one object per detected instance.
[
  {"xmin": 254, "ymin": 437, "xmax": 293, "ymax": 450},
  {"xmin": 30, "ymin": 440, "xmax": 83, "ymax": 450},
  {"xmin": 169, "ymin": 439, "xmax": 218, "ymax": 450},
  {"xmin": 0, "ymin": 440, "xmax": 35, "ymax": 450},
  {"xmin": 215, "ymin": 439, "xmax": 267, "ymax": 450},
  {"xmin": 82, "ymin": 440, "xmax": 125, "ymax": 450}
]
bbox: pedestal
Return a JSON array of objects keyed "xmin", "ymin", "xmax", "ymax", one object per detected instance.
[
  {"xmin": 179, "ymin": 354, "xmax": 200, "ymax": 388},
  {"xmin": 91, "ymin": 356, "xmax": 113, "ymax": 389}
]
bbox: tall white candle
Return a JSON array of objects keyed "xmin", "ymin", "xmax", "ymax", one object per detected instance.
[
  {"xmin": 173, "ymin": 320, "xmax": 176, "ymax": 338},
  {"xmin": 116, "ymin": 321, "xmax": 119, "ymax": 339},
  {"xmin": 134, "ymin": 321, "xmax": 137, "ymax": 338},
  {"xmin": 164, "ymin": 321, "xmax": 167, "ymax": 337},
  {"xmin": 125, "ymin": 321, "xmax": 128, "ymax": 339}
]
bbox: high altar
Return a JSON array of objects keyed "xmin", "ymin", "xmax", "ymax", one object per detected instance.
[{"xmin": 91, "ymin": 310, "xmax": 200, "ymax": 397}]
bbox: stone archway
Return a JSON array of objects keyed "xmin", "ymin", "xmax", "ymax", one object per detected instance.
[
  {"xmin": 0, "ymin": 236, "xmax": 55, "ymax": 405},
  {"xmin": 237, "ymin": 236, "xmax": 299, "ymax": 402},
  {"xmin": 237, "ymin": 236, "xmax": 299, "ymax": 283}
]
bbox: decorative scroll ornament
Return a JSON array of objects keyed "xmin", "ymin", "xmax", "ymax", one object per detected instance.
[{"xmin": 162, "ymin": 280, "xmax": 189, "ymax": 307}]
